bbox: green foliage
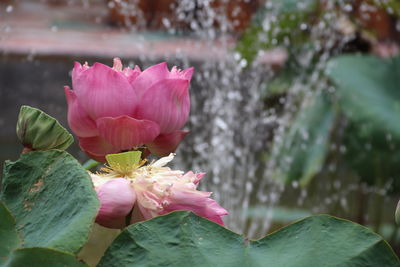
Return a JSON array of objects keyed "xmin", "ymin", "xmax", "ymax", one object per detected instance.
[
  {"xmin": 272, "ymin": 55, "xmax": 400, "ymax": 188},
  {"xmin": 327, "ymin": 55, "xmax": 400, "ymax": 137},
  {"xmin": 270, "ymin": 0, "xmax": 317, "ymax": 12},
  {"xmin": 340, "ymin": 121, "xmax": 400, "ymax": 191},
  {"xmin": 1, "ymin": 150, "xmax": 99, "ymax": 254},
  {"xmin": 82, "ymin": 159, "xmax": 100, "ymax": 171},
  {"xmin": 236, "ymin": 0, "xmax": 319, "ymax": 63},
  {"xmin": 236, "ymin": 0, "xmax": 322, "ymax": 100},
  {"xmin": 371, "ymin": 0, "xmax": 400, "ymax": 18},
  {"xmin": 5, "ymin": 248, "xmax": 87, "ymax": 267},
  {"xmin": 0, "ymin": 201, "xmax": 87, "ymax": 267},
  {"xmin": 99, "ymin": 211, "xmax": 399, "ymax": 267},
  {"xmin": 0, "ymin": 202, "xmax": 20, "ymax": 265},
  {"xmin": 327, "ymin": 55, "xmax": 400, "ymax": 190},
  {"xmin": 16, "ymin": 105, "xmax": 73, "ymax": 151},
  {"xmin": 271, "ymin": 93, "xmax": 336, "ymax": 185}
]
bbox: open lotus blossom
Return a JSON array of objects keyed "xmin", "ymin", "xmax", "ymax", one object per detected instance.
[
  {"xmin": 91, "ymin": 153, "xmax": 228, "ymax": 229},
  {"xmin": 64, "ymin": 58, "xmax": 193, "ymax": 162}
]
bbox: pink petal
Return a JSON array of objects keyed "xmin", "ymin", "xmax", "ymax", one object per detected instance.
[
  {"xmin": 113, "ymin": 58, "xmax": 142, "ymax": 84},
  {"xmin": 130, "ymin": 178, "xmax": 164, "ymax": 223},
  {"xmin": 132, "ymin": 63, "xmax": 194, "ymax": 98},
  {"xmin": 79, "ymin": 135, "xmax": 118, "ymax": 162},
  {"xmin": 112, "ymin": 57, "xmax": 123, "ymax": 72},
  {"xmin": 71, "ymin": 61, "xmax": 89, "ymax": 84},
  {"xmin": 95, "ymin": 178, "xmax": 136, "ymax": 229},
  {"xmin": 72, "ymin": 62, "xmax": 137, "ymax": 120},
  {"xmin": 136, "ymin": 191, "xmax": 163, "ymax": 220},
  {"xmin": 124, "ymin": 65, "xmax": 141, "ymax": 84},
  {"xmin": 146, "ymin": 131, "xmax": 189, "ymax": 157},
  {"xmin": 131, "ymin": 62, "xmax": 170, "ymax": 97},
  {"xmin": 96, "ymin": 116, "xmax": 160, "ymax": 152},
  {"xmin": 135, "ymin": 79, "xmax": 190, "ymax": 133},
  {"xmin": 181, "ymin": 67, "xmax": 194, "ymax": 80},
  {"xmin": 162, "ymin": 186, "xmax": 228, "ymax": 225},
  {"xmin": 64, "ymin": 86, "xmax": 98, "ymax": 137},
  {"xmin": 170, "ymin": 66, "xmax": 194, "ymax": 81},
  {"xmin": 182, "ymin": 171, "xmax": 205, "ymax": 185}
]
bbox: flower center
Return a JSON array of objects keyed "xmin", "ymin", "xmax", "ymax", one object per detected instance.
[{"xmin": 104, "ymin": 150, "xmax": 143, "ymax": 177}]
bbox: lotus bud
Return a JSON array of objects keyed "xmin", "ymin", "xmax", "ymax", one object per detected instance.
[
  {"xmin": 64, "ymin": 58, "xmax": 193, "ymax": 162},
  {"xmin": 16, "ymin": 106, "xmax": 73, "ymax": 152}
]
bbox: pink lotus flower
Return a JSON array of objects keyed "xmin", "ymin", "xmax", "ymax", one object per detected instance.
[
  {"xmin": 90, "ymin": 154, "xmax": 228, "ymax": 228},
  {"xmin": 64, "ymin": 58, "xmax": 193, "ymax": 162}
]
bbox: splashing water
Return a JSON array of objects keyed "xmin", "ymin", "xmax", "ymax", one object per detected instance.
[
  {"xmin": 169, "ymin": 0, "xmax": 352, "ymax": 236},
  {"xmin": 171, "ymin": 0, "xmax": 400, "ymax": 237}
]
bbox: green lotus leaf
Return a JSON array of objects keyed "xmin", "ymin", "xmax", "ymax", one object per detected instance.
[
  {"xmin": 99, "ymin": 211, "xmax": 399, "ymax": 267},
  {"xmin": 1, "ymin": 150, "xmax": 99, "ymax": 254}
]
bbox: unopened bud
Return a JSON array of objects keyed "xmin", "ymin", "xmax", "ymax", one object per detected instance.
[{"xmin": 16, "ymin": 105, "xmax": 73, "ymax": 152}]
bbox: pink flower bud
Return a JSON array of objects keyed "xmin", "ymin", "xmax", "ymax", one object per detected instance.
[
  {"xmin": 92, "ymin": 176, "xmax": 136, "ymax": 229},
  {"xmin": 64, "ymin": 59, "xmax": 193, "ymax": 161}
]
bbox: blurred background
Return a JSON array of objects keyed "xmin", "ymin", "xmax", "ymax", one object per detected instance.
[{"xmin": 1, "ymin": 0, "xmax": 400, "ymax": 254}]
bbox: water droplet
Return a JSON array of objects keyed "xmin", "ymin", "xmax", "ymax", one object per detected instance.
[
  {"xmin": 343, "ymin": 4, "xmax": 353, "ymax": 12},
  {"xmin": 5, "ymin": 5, "xmax": 13, "ymax": 13}
]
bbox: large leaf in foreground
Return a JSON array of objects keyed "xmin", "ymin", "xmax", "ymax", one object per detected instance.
[
  {"xmin": 0, "ymin": 201, "xmax": 87, "ymax": 267},
  {"xmin": 4, "ymin": 248, "xmax": 87, "ymax": 267},
  {"xmin": 0, "ymin": 202, "xmax": 20, "ymax": 265},
  {"xmin": 326, "ymin": 55, "xmax": 400, "ymax": 137},
  {"xmin": 99, "ymin": 211, "xmax": 399, "ymax": 267},
  {"xmin": 271, "ymin": 93, "xmax": 335, "ymax": 186},
  {"xmin": 0, "ymin": 150, "xmax": 99, "ymax": 254}
]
